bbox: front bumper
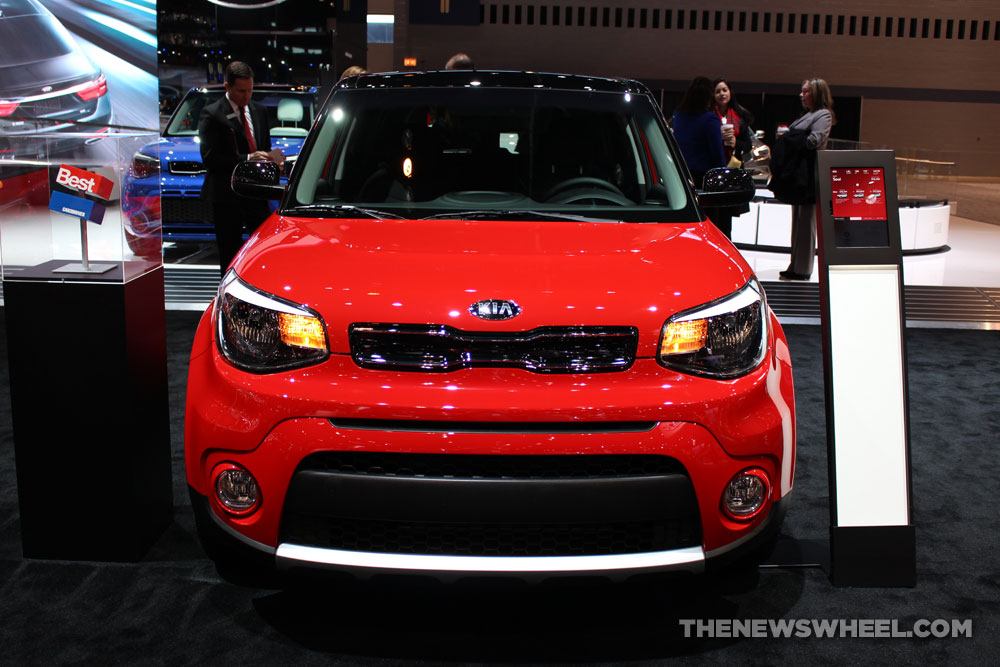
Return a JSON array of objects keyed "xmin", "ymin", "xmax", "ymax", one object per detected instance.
[
  {"xmin": 185, "ymin": 307, "xmax": 795, "ymax": 578},
  {"xmin": 189, "ymin": 416, "xmax": 786, "ymax": 578},
  {"xmin": 191, "ymin": 483, "xmax": 788, "ymax": 580}
]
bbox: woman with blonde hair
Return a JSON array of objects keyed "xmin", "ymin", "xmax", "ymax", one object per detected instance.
[
  {"xmin": 779, "ymin": 78, "xmax": 835, "ymax": 281},
  {"xmin": 339, "ymin": 65, "xmax": 367, "ymax": 81}
]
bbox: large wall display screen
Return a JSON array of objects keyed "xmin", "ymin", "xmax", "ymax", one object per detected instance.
[
  {"xmin": 829, "ymin": 167, "xmax": 890, "ymax": 248},
  {"xmin": 0, "ymin": 0, "xmax": 158, "ymax": 158}
]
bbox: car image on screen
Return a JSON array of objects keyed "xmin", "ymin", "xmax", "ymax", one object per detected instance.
[
  {"xmin": 185, "ymin": 70, "xmax": 796, "ymax": 583},
  {"xmin": 0, "ymin": 0, "xmax": 112, "ymax": 157}
]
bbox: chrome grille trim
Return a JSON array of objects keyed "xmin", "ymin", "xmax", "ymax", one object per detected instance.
[{"xmin": 348, "ymin": 323, "xmax": 638, "ymax": 373}]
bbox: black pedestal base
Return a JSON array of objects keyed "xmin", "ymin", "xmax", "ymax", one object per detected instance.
[
  {"xmin": 4, "ymin": 268, "xmax": 173, "ymax": 561},
  {"xmin": 831, "ymin": 525, "xmax": 916, "ymax": 587}
]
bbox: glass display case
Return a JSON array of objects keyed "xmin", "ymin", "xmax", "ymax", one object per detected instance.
[
  {"xmin": 0, "ymin": 131, "xmax": 161, "ymax": 283},
  {"xmin": 2, "ymin": 131, "xmax": 172, "ymax": 561}
]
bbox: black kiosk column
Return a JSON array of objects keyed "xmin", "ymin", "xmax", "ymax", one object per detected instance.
[
  {"xmin": 815, "ymin": 150, "xmax": 916, "ymax": 587},
  {"xmin": 2, "ymin": 153, "xmax": 172, "ymax": 562}
]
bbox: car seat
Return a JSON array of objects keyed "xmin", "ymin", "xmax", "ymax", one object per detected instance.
[{"xmin": 271, "ymin": 98, "xmax": 308, "ymax": 137}]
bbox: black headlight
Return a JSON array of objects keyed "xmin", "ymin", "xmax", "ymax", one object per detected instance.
[
  {"xmin": 131, "ymin": 152, "xmax": 158, "ymax": 179},
  {"xmin": 215, "ymin": 271, "xmax": 329, "ymax": 373},
  {"xmin": 657, "ymin": 280, "xmax": 767, "ymax": 378}
]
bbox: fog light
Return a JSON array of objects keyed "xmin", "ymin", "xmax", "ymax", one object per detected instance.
[
  {"xmin": 721, "ymin": 468, "xmax": 770, "ymax": 521},
  {"xmin": 213, "ymin": 464, "xmax": 260, "ymax": 516}
]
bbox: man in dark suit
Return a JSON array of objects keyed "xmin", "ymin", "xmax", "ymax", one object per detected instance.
[{"xmin": 198, "ymin": 61, "xmax": 282, "ymax": 275}]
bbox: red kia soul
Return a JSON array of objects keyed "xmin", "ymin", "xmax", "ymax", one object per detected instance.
[{"xmin": 185, "ymin": 71, "xmax": 795, "ymax": 580}]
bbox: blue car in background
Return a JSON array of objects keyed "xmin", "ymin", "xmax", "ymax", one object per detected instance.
[{"xmin": 129, "ymin": 83, "xmax": 316, "ymax": 243}]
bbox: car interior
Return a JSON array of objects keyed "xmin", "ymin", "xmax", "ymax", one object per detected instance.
[{"xmin": 316, "ymin": 103, "xmax": 676, "ymax": 209}]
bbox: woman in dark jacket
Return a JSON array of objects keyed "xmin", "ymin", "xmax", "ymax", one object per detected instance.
[
  {"xmin": 672, "ymin": 77, "xmax": 730, "ymax": 237},
  {"xmin": 672, "ymin": 77, "xmax": 725, "ymax": 186}
]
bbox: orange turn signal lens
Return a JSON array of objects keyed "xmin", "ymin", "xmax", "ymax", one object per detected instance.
[
  {"xmin": 279, "ymin": 313, "xmax": 327, "ymax": 350},
  {"xmin": 660, "ymin": 319, "xmax": 708, "ymax": 356}
]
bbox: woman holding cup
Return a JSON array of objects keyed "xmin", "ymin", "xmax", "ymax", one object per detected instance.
[
  {"xmin": 705, "ymin": 77, "xmax": 755, "ymax": 238},
  {"xmin": 713, "ymin": 78, "xmax": 754, "ymax": 167}
]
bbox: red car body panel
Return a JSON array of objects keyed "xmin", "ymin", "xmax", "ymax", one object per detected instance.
[
  {"xmin": 234, "ymin": 216, "xmax": 752, "ymax": 354},
  {"xmin": 185, "ymin": 215, "xmax": 796, "ymax": 561},
  {"xmin": 185, "ymin": 71, "xmax": 796, "ymax": 578}
]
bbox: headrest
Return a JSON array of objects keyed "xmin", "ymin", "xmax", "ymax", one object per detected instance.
[{"xmin": 277, "ymin": 98, "xmax": 304, "ymax": 122}]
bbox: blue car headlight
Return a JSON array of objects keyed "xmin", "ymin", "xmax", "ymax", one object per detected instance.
[{"xmin": 131, "ymin": 152, "xmax": 158, "ymax": 179}]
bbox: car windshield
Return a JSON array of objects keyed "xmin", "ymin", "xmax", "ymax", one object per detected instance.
[
  {"xmin": 288, "ymin": 86, "xmax": 696, "ymax": 222},
  {"xmin": 164, "ymin": 90, "xmax": 316, "ymax": 137}
]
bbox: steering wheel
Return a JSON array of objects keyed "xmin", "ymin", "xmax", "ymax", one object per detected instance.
[
  {"xmin": 356, "ymin": 166, "xmax": 390, "ymax": 201},
  {"xmin": 542, "ymin": 176, "xmax": 631, "ymax": 205}
]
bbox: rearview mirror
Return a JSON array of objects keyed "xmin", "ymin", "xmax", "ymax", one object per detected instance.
[
  {"xmin": 697, "ymin": 167, "xmax": 755, "ymax": 208},
  {"xmin": 232, "ymin": 160, "xmax": 285, "ymax": 199}
]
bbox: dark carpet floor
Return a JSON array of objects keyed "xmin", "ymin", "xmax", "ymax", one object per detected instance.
[{"xmin": 1, "ymin": 309, "xmax": 998, "ymax": 665}]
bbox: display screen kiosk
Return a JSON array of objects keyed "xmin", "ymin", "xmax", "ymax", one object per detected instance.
[{"xmin": 815, "ymin": 150, "xmax": 916, "ymax": 587}]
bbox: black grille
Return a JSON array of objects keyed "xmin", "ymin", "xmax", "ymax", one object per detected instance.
[
  {"xmin": 278, "ymin": 452, "xmax": 701, "ymax": 557},
  {"xmin": 162, "ymin": 198, "xmax": 212, "ymax": 225},
  {"xmin": 349, "ymin": 324, "xmax": 638, "ymax": 373},
  {"xmin": 299, "ymin": 452, "xmax": 685, "ymax": 479},
  {"xmin": 328, "ymin": 418, "xmax": 657, "ymax": 434},
  {"xmin": 281, "ymin": 516, "xmax": 698, "ymax": 556},
  {"xmin": 168, "ymin": 161, "xmax": 206, "ymax": 175}
]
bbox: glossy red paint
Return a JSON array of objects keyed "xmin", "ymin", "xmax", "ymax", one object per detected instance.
[
  {"xmin": 186, "ymin": 70, "xmax": 795, "ymax": 576},
  {"xmin": 0, "ymin": 166, "xmax": 49, "ymax": 211},
  {"xmin": 231, "ymin": 216, "xmax": 751, "ymax": 355},
  {"xmin": 190, "ymin": 414, "xmax": 783, "ymax": 554},
  {"xmin": 185, "ymin": 214, "xmax": 796, "ymax": 563}
]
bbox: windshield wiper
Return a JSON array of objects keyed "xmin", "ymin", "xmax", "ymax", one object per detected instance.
[
  {"xmin": 284, "ymin": 204, "xmax": 403, "ymax": 219},
  {"xmin": 420, "ymin": 210, "xmax": 622, "ymax": 222}
]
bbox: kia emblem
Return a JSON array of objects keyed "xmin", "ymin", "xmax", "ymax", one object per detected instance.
[
  {"xmin": 42, "ymin": 86, "xmax": 53, "ymax": 93},
  {"xmin": 469, "ymin": 299, "xmax": 521, "ymax": 320}
]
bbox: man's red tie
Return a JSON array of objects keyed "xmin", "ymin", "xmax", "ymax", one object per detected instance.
[{"xmin": 240, "ymin": 106, "xmax": 257, "ymax": 153}]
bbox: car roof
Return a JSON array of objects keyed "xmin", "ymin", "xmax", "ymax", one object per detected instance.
[
  {"xmin": 185, "ymin": 83, "xmax": 315, "ymax": 94},
  {"xmin": 336, "ymin": 70, "xmax": 650, "ymax": 96},
  {"xmin": 0, "ymin": 0, "xmax": 42, "ymax": 17}
]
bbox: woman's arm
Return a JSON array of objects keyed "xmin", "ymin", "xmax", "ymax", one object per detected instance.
[
  {"xmin": 704, "ymin": 113, "xmax": 726, "ymax": 167},
  {"xmin": 734, "ymin": 123, "xmax": 752, "ymax": 159},
  {"xmin": 806, "ymin": 109, "xmax": 833, "ymax": 149}
]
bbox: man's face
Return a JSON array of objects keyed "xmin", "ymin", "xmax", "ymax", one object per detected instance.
[{"xmin": 225, "ymin": 77, "xmax": 254, "ymax": 108}]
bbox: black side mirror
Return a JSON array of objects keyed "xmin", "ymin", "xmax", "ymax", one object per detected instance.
[
  {"xmin": 697, "ymin": 167, "xmax": 755, "ymax": 208},
  {"xmin": 232, "ymin": 160, "xmax": 285, "ymax": 199}
]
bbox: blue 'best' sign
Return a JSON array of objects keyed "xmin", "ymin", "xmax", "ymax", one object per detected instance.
[{"xmin": 49, "ymin": 190, "xmax": 106, "ymax": 224}]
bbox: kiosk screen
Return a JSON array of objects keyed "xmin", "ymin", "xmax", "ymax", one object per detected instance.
[{"xmin": 830, "ymin": 167, "xmax": 891, "ymax": 248}]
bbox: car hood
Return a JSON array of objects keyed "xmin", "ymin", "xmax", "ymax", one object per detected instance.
[
  {"xmin": 142, "ymin": 137, "xmax": 199, "ymax": 163},
  {"xmin": 234, "ymin": 216, "xmax": 754, "ymax": 355}
]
